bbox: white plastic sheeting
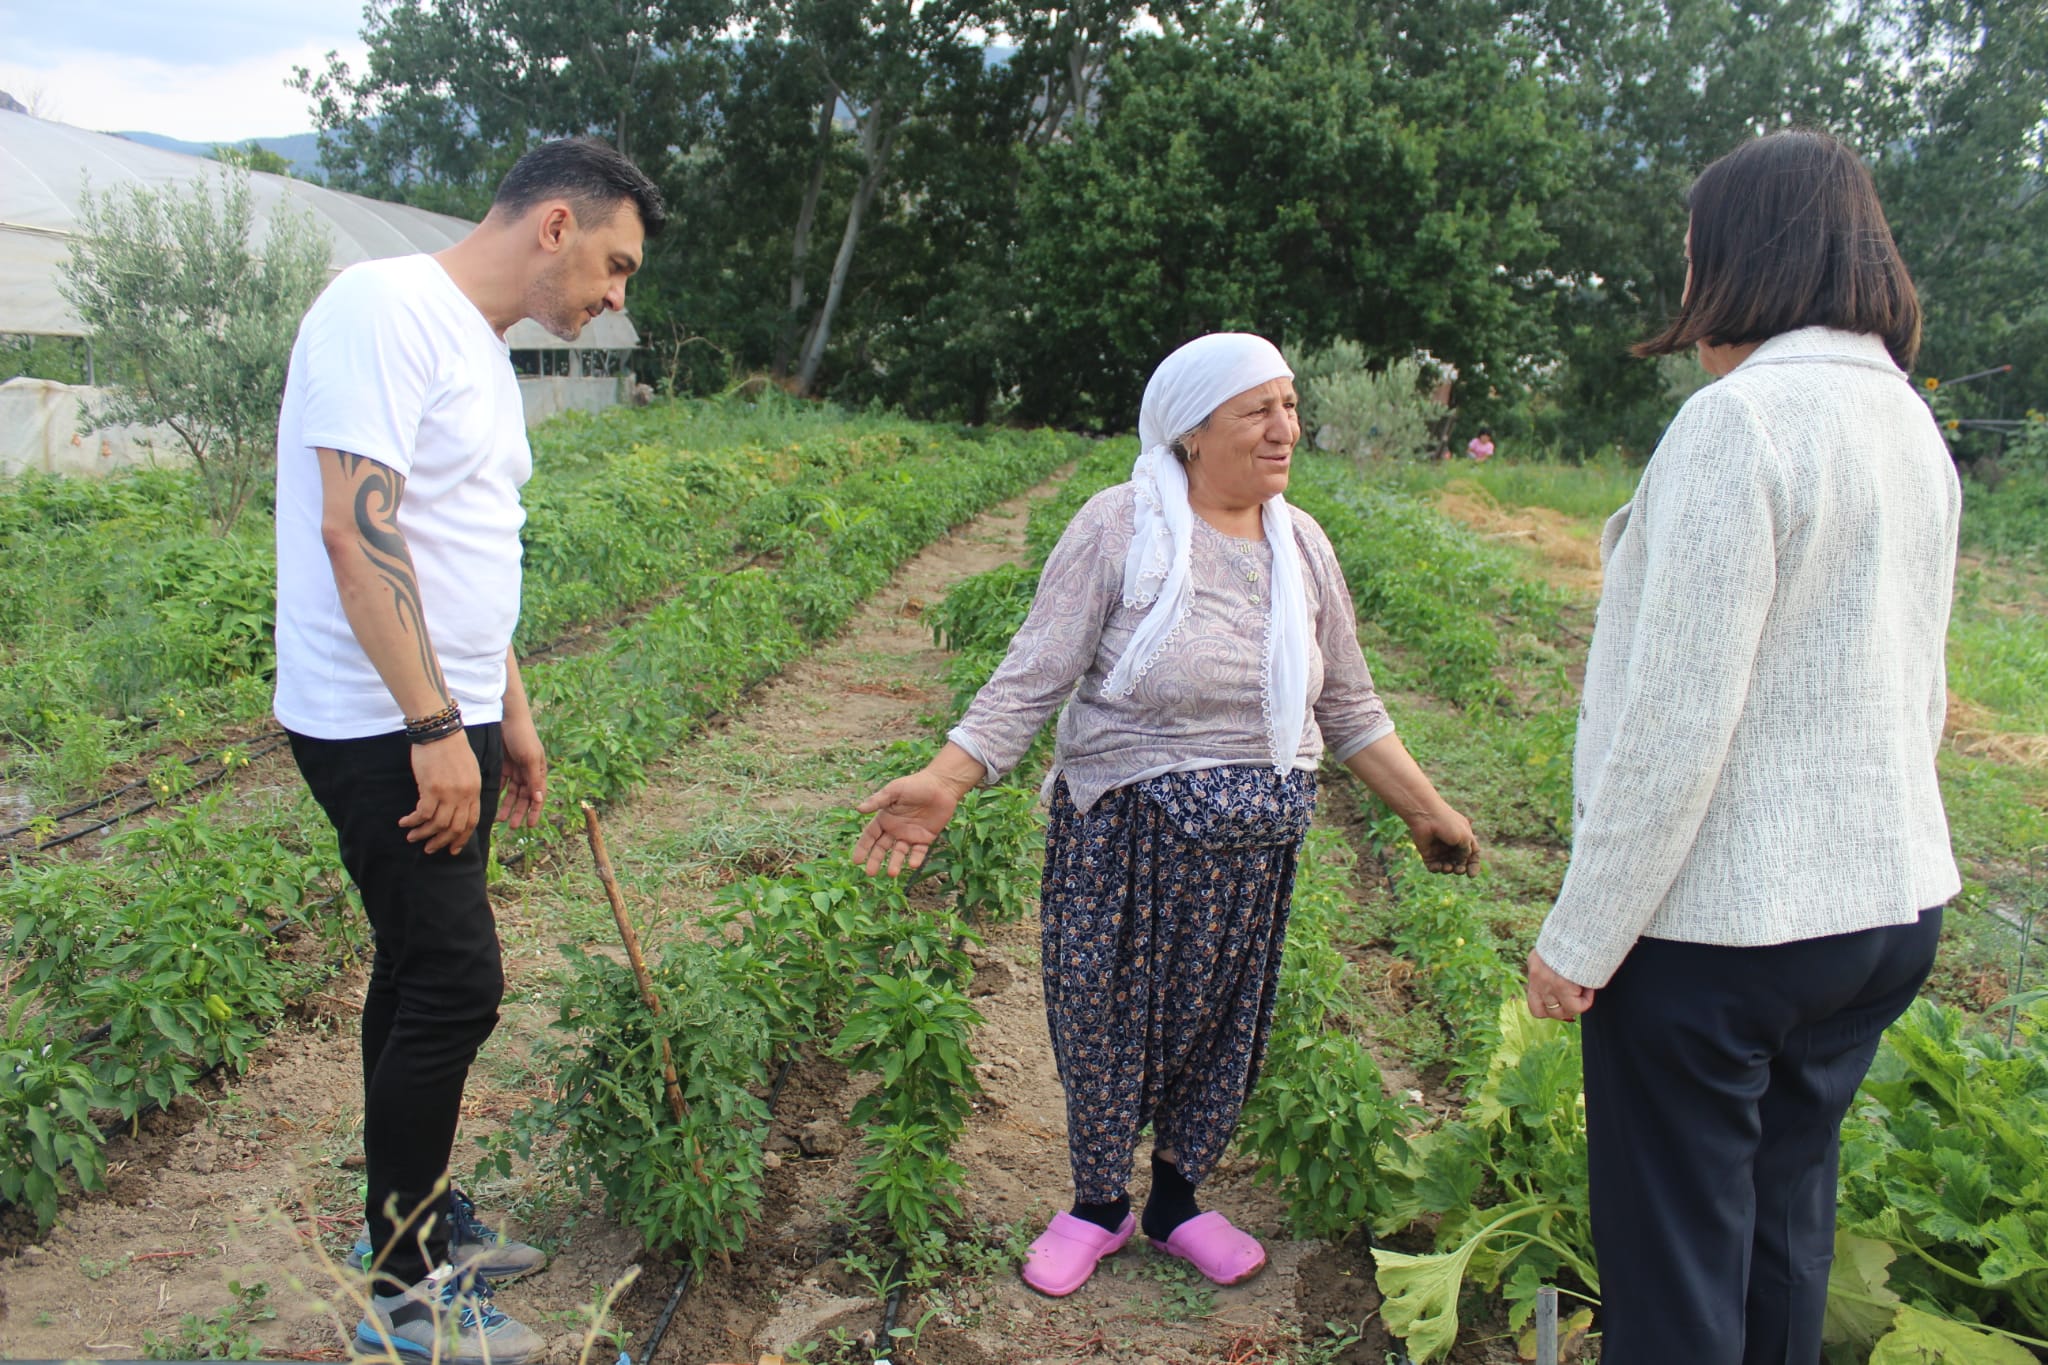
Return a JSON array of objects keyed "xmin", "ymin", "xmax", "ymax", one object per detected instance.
[
  {"xmin": 0, "ymin": 110, "xmax": 639, "ymax": 352},
  {"xmin": 0, "ymin": 377, "xmax": 178, "ymax": 477}
]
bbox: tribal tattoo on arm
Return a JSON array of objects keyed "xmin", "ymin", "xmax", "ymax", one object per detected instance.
[{"xmin": 330, "ymin": 450, "xmax": 450, "ymax": 706}]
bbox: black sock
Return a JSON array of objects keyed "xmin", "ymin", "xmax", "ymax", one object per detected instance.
[
  {"xmin": 1143, "ymin": 1154, "xmax": 1201, "ymax": 1240},
  {"xmin": 1070, "ymin": 1193, "xmax": 1130, "ymax": 1233}
]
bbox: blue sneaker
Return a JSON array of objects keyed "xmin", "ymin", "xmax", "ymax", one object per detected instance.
[
  {"xmin": 354, "ymin": 1264, "xmax": 543, "ymax": 1365},
  {"xmin": 353, "ymin": 1189, "xmax": 548, "ymax": 1285}
]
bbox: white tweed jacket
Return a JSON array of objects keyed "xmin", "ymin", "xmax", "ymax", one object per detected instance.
[{"xmin": 1534, "ymin": 327, "xmax": 1962, "ymax": 989}]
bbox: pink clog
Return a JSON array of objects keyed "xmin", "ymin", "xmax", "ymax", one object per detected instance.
[
  {"xmin": 1021, "ymin": 1211, "xmax": 1135, "ymax": 1296},
  {"xmin": 1154, "ymin": 1210, "xmax": 1267, "ymax": 1286}
]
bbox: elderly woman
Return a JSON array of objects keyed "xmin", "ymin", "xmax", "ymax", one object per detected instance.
[
  {"xmin": 855, "ymin": 333, "xmax": 1478, "ymax": 1297},
  {"xmin": 1525, "ymin": 131, "xmax": 1960, "ymax": 1363}
]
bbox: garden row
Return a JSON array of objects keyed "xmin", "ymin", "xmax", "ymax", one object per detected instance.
[
  {"xmin": 0, "ymin": 409, "xmax": 1088, "ymax": 1234},
  {"xmin": 484, "ymin": 581, "xmax": 1056, "ymax": 1298},
  {"xmin": 0, "ymin": 394, "xmax": 1041, "ymax": 811}
]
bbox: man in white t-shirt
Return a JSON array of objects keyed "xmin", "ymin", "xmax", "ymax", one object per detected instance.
[{"xmin": 274, "ymin": 137, "xmax": 663, "ymax": 1365}]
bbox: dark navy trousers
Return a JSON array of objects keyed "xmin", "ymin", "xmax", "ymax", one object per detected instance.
[{"xmin": 1580, "ymin": 908, "xmax": 1942, "ymax": 1364}]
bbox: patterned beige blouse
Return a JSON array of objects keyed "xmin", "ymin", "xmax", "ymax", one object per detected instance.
[{"xmin": 949, "ymin": 482, "xmax": 1394, "ymax": 812}]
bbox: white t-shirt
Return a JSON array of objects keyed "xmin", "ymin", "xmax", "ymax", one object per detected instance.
[{"xmin": 273, "ymin": 254, "xmax": 532, "ymax": 739}]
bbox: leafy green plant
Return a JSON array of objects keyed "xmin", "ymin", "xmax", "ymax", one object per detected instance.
[
  {"xmin": 1835, "ymin": 999, "xmax": 2048, "ymax": 1342},
  {"xmin": 0, "ymin": 997, "xmax": 113, "ymax": 1231},
  {"xmin": 1368, "ymin": 1003, "xmax": 1599, "ymax": 1362},
  {"xmin": 832, "ymin": 963, "xmax": 983, "ymax": 1268},
  {"xmin": 141, "ymin": 1279, "xmax": 273, "ymax": 1360},
  {"xmin": 1240, "ymin": 831, "xmax": 1420, "ymax": 1237},
  {"xmin": 485, "ymin": 939, "xmax": 772, "ymax": 1272},
  {"xmin": 914, "ymin": 785, "xmax": 1043, "ymax": 924},
  {"xmin": 1299, "ymin": 345, "xmax": 1447, "ymax": 464}
]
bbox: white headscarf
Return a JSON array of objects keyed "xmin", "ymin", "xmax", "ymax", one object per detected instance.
[{"xmin": 1103, "ymin": 332, "xmax": 1311, "ymax": 771}]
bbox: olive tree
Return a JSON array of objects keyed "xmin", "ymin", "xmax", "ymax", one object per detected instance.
[{"xmin": 60, "ymin": 171, "xmax": 331, "ymax": 532}]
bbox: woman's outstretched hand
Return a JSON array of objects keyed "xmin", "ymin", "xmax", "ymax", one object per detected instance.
[
  {"xmin": 853, "ymin": 743, "xmax": 987, "ymax": 876},
  {"xmin": 1408, "ymin": 804, "xmax": 1482, "ymax": 877}
]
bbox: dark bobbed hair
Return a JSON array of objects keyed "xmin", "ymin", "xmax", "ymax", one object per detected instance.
[
  {"xmin": 493, "ymin": 137, "xmax": 667, "ymax": 239},
  {"xmin": 1636, "ymin": 129, "xmax": 1919, "ymax": 370}
]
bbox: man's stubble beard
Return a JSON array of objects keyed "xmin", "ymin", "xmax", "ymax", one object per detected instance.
[{"xmin": 529, "ymin": 259, "xmax": 586, "ymax": 342}]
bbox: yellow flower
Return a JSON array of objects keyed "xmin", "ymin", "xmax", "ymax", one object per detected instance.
[{"xmin": 1924, "ymin": 377, "xmax": 1940, "ymax": 390}]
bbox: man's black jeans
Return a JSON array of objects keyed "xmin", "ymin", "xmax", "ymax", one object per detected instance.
[{"xmin": 289, "ymin": 723, "xmax": 505, "ymax": 1288}]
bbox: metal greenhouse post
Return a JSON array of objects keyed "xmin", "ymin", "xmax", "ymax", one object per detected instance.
[{"xmin": 1535, "ymin": 1284, "xmax": 1560, "ymax": 1365}]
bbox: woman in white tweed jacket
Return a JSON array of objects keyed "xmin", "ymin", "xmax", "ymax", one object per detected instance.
[{"xmin": 1526, "ymin": 131, "xmax": 1959, "ymax": 1364}]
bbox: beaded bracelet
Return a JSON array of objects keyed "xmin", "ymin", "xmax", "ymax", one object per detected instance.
[{"xmin": 404, "ymin": 699, "xmax": 464, "ymax": 746}]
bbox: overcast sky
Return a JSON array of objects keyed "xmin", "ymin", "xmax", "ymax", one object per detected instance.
[{"xmin": 0, "ymin": 0, "xmax": 367, "ymax": 141}]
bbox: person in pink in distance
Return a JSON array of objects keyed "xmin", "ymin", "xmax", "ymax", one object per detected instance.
[
  {"xmin": 1466, "ymin": 427, "xmax": 1495, "ymax": 461},
  {"xmin": 853, "ymin": 332, "xmax": 1480, "ymax": 1298}
]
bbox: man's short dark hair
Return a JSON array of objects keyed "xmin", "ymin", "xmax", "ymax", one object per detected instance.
[
  {"xmin": 1637, "ymin": 129, "xmax": 1920, "ymax": 370},
  {"xmin": 493, "ymin": 137, "xmax": 667, "ymax": 238}
]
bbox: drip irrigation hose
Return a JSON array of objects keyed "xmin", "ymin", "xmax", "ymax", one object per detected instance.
[
  {"xmin": 0, "ymin": 490, "xmax": 1002, "ymax": 1261},
  {"xmin": 7, "ymin": 654, "xmax": 789, "ymax": 1229},
  {"xmin": 876, "ymin": 1253, "xmax": 911, "ymax": 1362},
  {"xmin": 2, "ymin": 548, "xmax": 787, "ymax": 851},
  {"xmin": 21, "ymin": 735, "xmax": 294, "ymax": 851}
]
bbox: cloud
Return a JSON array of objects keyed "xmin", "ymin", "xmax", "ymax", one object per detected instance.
[
  {"xmin": 10, "ymin": 0, "xmax": 367, "ymax": 70},
  {"xmin": 0, "ymin": 39, "xmax": 368, "ymax": 142}
]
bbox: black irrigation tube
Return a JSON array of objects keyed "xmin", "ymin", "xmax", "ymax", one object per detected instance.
[
  {"xmin": 21, "ymin": 734, "xmax": 295, "ymax": 852},
  {"xmin": 878, "ymin": 1252, "xmax": 911, "ymax": 1352},
  {"xmin": 0, "ymin": 559, "xmax": 907, "ymax": 1246},
  {"xmin": 0, "ymin": 546, "xmax": 780, "ymax": 853},
  {"xmin": 6, "ymin": 437, "xmax": 1060, "ymax": 854},
  {"xmin": 634, "ymin": 1055, "xmax": 798, "ymax": 1365}
]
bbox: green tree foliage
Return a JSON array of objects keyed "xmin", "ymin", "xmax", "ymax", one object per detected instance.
[
  {"xmin": 59, "ymin": 172, "xmax": 331, "ymax": 533},
  {"xmin": 1009, "ymin": 2, "xmax": 1579, "ymax": 427},
  {"xmin": 292, "ymin": 0, "xmax": 736, "ymax": 218},
  {"xmin": 1, "ymin": 334, "xmax": 87, "ymax": 384},
  {"xmin": 209, "ymin": 141, "xmax": 293, "ymax": 176},
  {"xmin": 1521, "ymin": 0, "xmax": 1909, "ymax": 451},
  {"xmin": 1874, "ymin": 0, "xmax": 2048, "ymax": 442},
  {"xmin": 292, "ymin": 0, "xmax": 2048, "ymax": 451}
]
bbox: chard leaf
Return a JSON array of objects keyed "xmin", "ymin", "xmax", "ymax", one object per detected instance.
[
  {"xmin": 1373, "ymin": 1234, "xmax": 1490, "ymax": 1362},
  {"xmin": 1868, "ymin": 1306, "xmax": 2035, "ymax": 1364},
  {"xmin": 1822, "ymin": 1231, "xmax": 1900, "ymax": 1347},
  {"xmin": 1473, "ymin": 998, "xmax": 1570, "ymax": 1129},
  {"xmin": 1978, "ymin": 1211, "xmax": 2048, "ymax": 1287}
]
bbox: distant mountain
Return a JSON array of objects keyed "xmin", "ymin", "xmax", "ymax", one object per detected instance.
[{"xmin": 112, "ymin": 129, "xmax": 324, "ymax": 179}]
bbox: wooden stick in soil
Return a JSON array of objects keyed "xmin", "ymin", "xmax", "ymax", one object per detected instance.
[{"xmin": 581, "ymin": 801, "xmax": 688, "ymax": 1123}]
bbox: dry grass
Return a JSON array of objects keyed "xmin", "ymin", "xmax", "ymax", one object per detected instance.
[
  {"xmin": 1945, "ymin": 690, "xmax": 2048, "ymax": 769},
  {"xmin": 1431, "ymin": 480, "xmax": 1606, "ymax": 593}
]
